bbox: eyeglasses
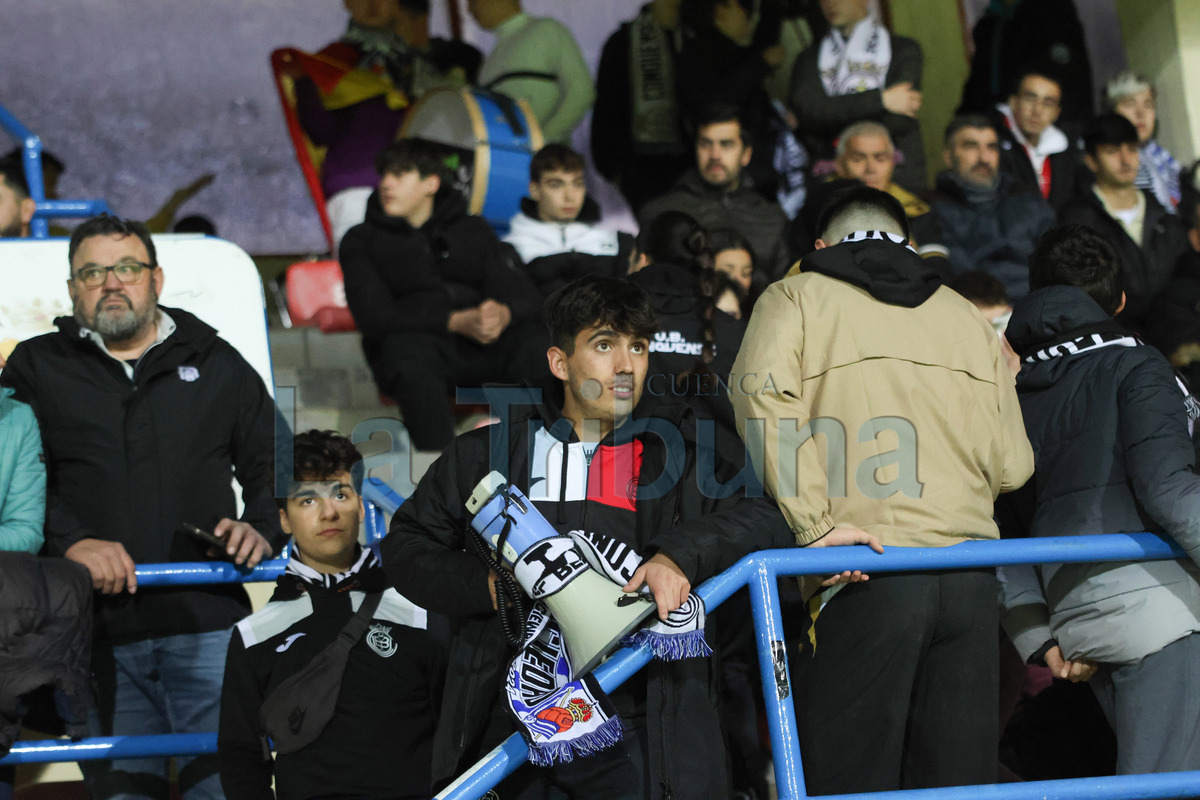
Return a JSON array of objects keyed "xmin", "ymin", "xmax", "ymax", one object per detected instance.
[
  {"xmin": 1016, "ymin": 92, "xmax": 1060, "ymax": 110},
  {"xmin": 73, "ymin": 262, "xmax": 151, "ymax": 288}
]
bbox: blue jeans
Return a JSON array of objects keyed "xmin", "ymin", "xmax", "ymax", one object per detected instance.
[{"xmin": 82, "ymin": 629, "xmax": 231, "ymax": 800}]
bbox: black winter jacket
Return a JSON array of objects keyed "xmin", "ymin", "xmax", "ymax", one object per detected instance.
[
  {"xmin": 930, "ymin": 170, "xmax": 1055, "ymax": 297},
  {"xmin": 999, "ymin": 286, "xmax": 1200, "ymax": 662},
  {"xmin": 0, "ymin": 552, "xmax": 93, "ymax": 756},
  {"xmin": 788, "ymin": 32, "xmax": 927, "ymax": 192},
  {"xmin": 380, "ymin": 392, "xmax": 793, "ymax": 797},
  {"xmin": 640, "ymin": 170, "xmax": 792, "ymax": 282},
  {"xmin": 590, "ymin": 11, "xmax": 689, "ymax": 194},
  {"xmin": 957, "ymin": 0, "xmax": 1094, "ymax": 125},
  {"xmin": 219, "ymin": 552, "xmax": 444, "ymax": 800},
  {"xmin": 340, "ymin": 188, "xmax": 541, "ymax": 349},
  {"xmin": 1, "ymin": 308, "xmax": 283, "ymax": 644},
  {"xmin": 1057, "ymin": 188, "xmax": 1189, "ymax": 329},
  {"xmin": 1005, "ymin": 287, "xmax": 1200, "ymax": 552}
]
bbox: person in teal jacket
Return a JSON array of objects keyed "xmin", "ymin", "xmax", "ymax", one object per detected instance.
[{"xmin": 0, "ymin": 386, "xmax": 45, "ymax": 554}]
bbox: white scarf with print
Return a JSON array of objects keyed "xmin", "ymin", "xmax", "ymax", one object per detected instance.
[{"xmin": 818, "ymin": 14, "xmax": 891, "ymax": 96}]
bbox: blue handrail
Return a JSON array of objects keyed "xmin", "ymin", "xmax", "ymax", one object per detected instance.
[
  {"xmin": 6, "ymin": 530, "xmax": 1200, "ymax": 800},
  {"xmin": 434, "ymin": 533, "xmax": 1200, "ymax": 800},
  {"xmin": 131, "ymin": 481, "xmax": 400, "ymax": 587},
  {"xmin": 0, "ymin": 101, "xmax": 110, "ymax": 236}
]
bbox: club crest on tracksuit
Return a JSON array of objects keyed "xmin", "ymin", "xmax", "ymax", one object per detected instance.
[{"xmin": 366, "ymin": 622, "xmax": 396, "ymax": 658}]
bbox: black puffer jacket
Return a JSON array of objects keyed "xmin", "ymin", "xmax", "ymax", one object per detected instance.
[
  {"xmin": 1057, "ymin": 188, "xmax": 1189, "ymax": 329},
  {"xmin": 930, "ymin": 170, "xmax": 1055, "ymax": 297},
  {"xmin": 999, "ymin": 286, "xmax": 1200, "ymax": 663},
  {"xmin": 640, "ymin": 170, "xmax": 792, "ymax": 281},
  {"xmin": 381, "ymin": 391, "xmax": 792, "ymax": 797},
  {"xmin": 0, "ymin": 552, "xmax": 93, "ymax": 756}
]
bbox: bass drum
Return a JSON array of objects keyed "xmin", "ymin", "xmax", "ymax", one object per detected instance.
[{"xmin": 400, "ymin": 87, "xmax": 543, "ymax": 234}]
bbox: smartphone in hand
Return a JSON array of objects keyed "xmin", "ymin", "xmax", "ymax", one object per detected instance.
[{"xmin": 180, "ymin": 523, "xmax": 237, "ymax": 561}]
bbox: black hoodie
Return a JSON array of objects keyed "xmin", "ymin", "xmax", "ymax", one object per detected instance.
[
  {"xmin": 800, "ymin": 235, "xmax": 942, "ymax": 307},
  {"xmin": 630, "ymin": 260, "xmax": 747, "ymax": 444}
]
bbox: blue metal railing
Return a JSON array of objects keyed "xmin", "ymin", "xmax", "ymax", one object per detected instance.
[
  {"xmin": 0, "ymin": 477, "xmax": 402, "ymax": 766},
  {"xmin": 6, "ymin": 500, "xmax": 1200, "ymax": 799},
  {"xmin": 436, "ymin": 533, "xmax": 1200, "ymax": 800},
  {"xmin": 0, "ymin": 101, "xmax": 110, "ymax": 237}
]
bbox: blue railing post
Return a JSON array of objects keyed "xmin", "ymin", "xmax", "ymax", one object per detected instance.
[
  {"xmin": 0, "ymin": 100, "xmax": 110, "ymax": 235},
  {"xmin": 748, "ymin": 558, "xmax": 806, "ymax": 799}
]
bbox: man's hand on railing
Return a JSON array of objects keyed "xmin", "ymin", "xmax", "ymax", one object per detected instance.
[
  {"xmin": 1045, "ymin": 645, "xmax": 1099, "ymax": 683},
  {"xmin": 65, "ymin": 538, "xmax": 138, "ymax": 595},
  {"xmin": 807, "ymin": 526, "xmax": 885, "ymax": 588},
  {"xmin": 212, "ymin": 519, "xmax": 273, "ymax": 569}
]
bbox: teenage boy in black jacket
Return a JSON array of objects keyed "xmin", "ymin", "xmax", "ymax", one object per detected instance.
[
  {"xmin": 0, "ymin": 214, "xmax": 282, "ymax": 799},
  {"xmin": 382, "ymin": 275, "xmax": 872, "ymax": 799},
  {"xmin": 999, "ymin": 225, "xmax": 1200, "ymax": 775},
  {"xmin": 340, "ymin": 138, "xmax": 549, "ymax": 451},
  {"xmin": 219, "ymin": 430, "xmax": 444, "ymax": 799}
]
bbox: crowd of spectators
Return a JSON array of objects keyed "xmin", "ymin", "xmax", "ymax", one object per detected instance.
[{"xmin": 3, "ymin": 0, "xmax": 1200, "ymax": 799}]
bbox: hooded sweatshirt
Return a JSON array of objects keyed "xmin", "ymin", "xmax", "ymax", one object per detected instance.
[{"xmin": 732, "ymin": 233, "xmax": 1033, "ymax": 546}]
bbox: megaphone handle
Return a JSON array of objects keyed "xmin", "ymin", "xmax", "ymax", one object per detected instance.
[{"xmin": 467, "ymin": 521, "xmax": 528, "ymax": 648}]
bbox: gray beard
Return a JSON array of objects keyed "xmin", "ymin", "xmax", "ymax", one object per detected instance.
[{"xmin": 81, "ymin": 293, "xmax": 158, "ymax": 346}]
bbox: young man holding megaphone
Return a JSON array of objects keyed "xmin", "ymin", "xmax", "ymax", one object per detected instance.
[{"xmin": 382, "ymin": 274, "xmax": 878, "ymax": 799}]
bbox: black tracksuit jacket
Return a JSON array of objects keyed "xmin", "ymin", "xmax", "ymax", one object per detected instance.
[{"xmin": 218, "ymin": 555, "xmax": 445, "ymax": 800}]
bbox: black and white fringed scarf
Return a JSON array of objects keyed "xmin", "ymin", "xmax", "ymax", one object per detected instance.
[
  {"xmin": 473, "ymin": 485, "xmax": 710, "ymax": 767},
  {"xmin": 1022, "ymin": 324, "xmax": 1200, "ymax": 433},
  {"xmin": 286, "ymin": 543, "xmax": 376, "ymax": 589},
  {"xmin": 818, "ymin": 14, "xmax": 891, "ymax": 96},
  {"xmin": 629, "ymin": 3, "xmax": 682, "ymax": 149},
  {"xmin": 504, "ymin": 528, "xmax": 710, "ymax": 767},
  {"xmin": 840, "ymin": 230, "xmax": 917, "ymax": 253}
]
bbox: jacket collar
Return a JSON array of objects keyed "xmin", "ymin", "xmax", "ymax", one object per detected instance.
[
  {"xmin": 1006, "ymin": 285, "xmax": 1122, "ymax": 357},
  {"xmin": 363, "ymin": 185, "xmax": 467, "ymax": 234},
  {"xmin": 934, "ymin": 168, "xmax": 1014, "ymax": 203},
  {"xmin": 517, "ymin": 195, "xmax": 603, "ymax": 225},
  {"xmin": 54, "ymin": 305, "xmax": 218, "ymax": 372},
  {"xmin": 1073, "ymin": 186, "xmax": 1168, "ymax": 237},
  {"xmin": 277, "ymin": 545, "xmax": 388, "ymax": 599},
  {"xmin": 996, "ymin": 103, "xmax": 1069, "ymax": 157},
  {"xmin": 673, "ymin": 168, "xmax": 753, "ymax": 199}
]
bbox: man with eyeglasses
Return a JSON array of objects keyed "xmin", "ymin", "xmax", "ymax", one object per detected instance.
[
  {"xmin": 1, "ymin": 214, "xmax": 283, "ymax": 800},
  {"xmin": 993, "ymin": 67, "xmax": 1080, "ymax": 211}
]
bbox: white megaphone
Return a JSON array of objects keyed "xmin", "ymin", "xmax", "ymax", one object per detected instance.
[{"xmin": 466, "ymin": 471, "xmax": 656, "ymax": 679}]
